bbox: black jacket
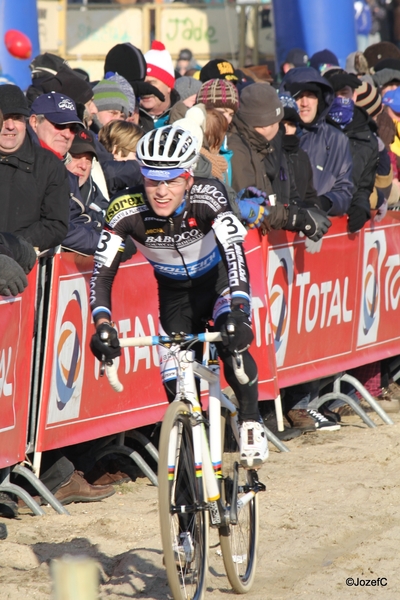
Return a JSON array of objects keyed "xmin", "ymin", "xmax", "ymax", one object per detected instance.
[
  {"xmin": 330, "ymin": 106, "xmax": 378, "ymax": 221},
  {"xmin": 0, "ymin": 133, "xmax": 69, "ymax": 251},
  {"xmin": 282, "ymin": 133, "xmax": 319, "ymax": 208}
]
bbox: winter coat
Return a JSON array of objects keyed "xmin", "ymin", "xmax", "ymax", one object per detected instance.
[
  {"xmin": 280, "ymin": 67, "xmax": 354, "ymax": 216},
  {"xmin": 331, "ymin": 106, "xmax": 378, "ymax": 220},
  {"xmin": 0, "ymin": 132, "xmax": 69, "ymax": 251}
]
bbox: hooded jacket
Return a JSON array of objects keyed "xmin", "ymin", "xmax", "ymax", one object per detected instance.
[{"xmin": 280, "ymin": 67, "xmax": 354, "ymax": 216}]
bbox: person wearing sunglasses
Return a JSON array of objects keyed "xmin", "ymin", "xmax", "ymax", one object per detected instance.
[
  {"xmin": 90, "ymin": 124, "xmax": 269, "ymax": 469},
  {"xmin": 29, "ymin": 92, "xmax": 107, "ymax": 256}
]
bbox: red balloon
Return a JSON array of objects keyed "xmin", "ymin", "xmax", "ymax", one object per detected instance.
[{"xmin": 4, "ymin": 29, "xmax": 32, "ymax": 60}]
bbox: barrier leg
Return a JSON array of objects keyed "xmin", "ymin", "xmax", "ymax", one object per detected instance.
[
  {"xmin": 94, "ymin": 444, "xmax": 158, "ymax": 487},
  {"xmin": 340, "ymin": 374, "xmax": 394, "ymax": 426},
  {"xmin": 308, "ymin": 392, "xmax": 377, "ymax": 428},
  {"xmin": 0, "ymin": 468, "xmax": 44, "ymax": 517},
  {"xmin": 264, "ymin": 426, "xmax": 290, "ymax": 453},
  {"xmin": 12, "ymin": 464, "xmax": 70, "ymax": 515},
  {"xmin": 274, "ymin": 394, "xmax": 285, "ymax": 432},
  {"xmin": 126, "ymin": 430, "xmax": 159, "ymax": 463}
]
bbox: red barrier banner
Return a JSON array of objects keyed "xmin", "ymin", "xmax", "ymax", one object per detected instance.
[
  {"xmin": 0, "ymin": 265, "xmax": 38, "ymax": 468},
  {"xmin": 36, "ymin": 233, "xmax": 277, "ymax": 452},
  {"xmin": 264, "ymin": 214, "xmax": 400, "ymax": 388}
]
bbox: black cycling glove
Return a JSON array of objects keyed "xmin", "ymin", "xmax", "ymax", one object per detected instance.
[
  {"xmin": 285, "ymin": 205, "xmax": 332, "ymax": 242},
  {"xmin": 90, "ymin": 322, "xmax": 121, "ymax": 362},
  {"xmin": 220, "ymin": 308, "xmax": 254, "ymax": 354},
  {"xmin": 0, "ymin": 255, "xmax": 28, "ymax": 296}
]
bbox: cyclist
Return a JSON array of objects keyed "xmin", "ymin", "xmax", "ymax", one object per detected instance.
[{"xmin": 89, "ymin": 124, "xmax": 268, "ymax": 469}]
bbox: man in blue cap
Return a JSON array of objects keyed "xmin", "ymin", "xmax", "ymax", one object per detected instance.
[{"xmin": 29, "ymin": 92, "xmax": 108, "ymax": 256}]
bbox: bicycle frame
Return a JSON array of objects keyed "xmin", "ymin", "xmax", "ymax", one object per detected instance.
[{"xmin": 105, "ymin": 333, "xmax": 257, "ymax": 524}]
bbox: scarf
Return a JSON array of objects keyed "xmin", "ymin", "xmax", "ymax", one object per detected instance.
[{"xmin": 328, "ymin": 97, "xmax": 355, "ymax": 128}]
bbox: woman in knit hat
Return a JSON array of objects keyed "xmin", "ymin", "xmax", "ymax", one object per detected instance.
[
  {"xmin": 196, "ymin": 78, "xmax": 239, "ymax": 185},
  {"xmin": 196, "ymin": 78, "xmax": 239, "ymax": 125}
]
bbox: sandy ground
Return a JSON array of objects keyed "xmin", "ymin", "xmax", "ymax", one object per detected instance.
[{"xmin": 1, "ymin": 409, "xmax": 400, "ymax": 600}]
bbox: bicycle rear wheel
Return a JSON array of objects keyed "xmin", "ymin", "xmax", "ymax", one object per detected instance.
[
  {"xmin": 219, "ymin": 407, "xmax": 259, "ymax": 593},
  {"xmin": 158, "ymin": 401, "xmax": 209, "ymax": 600}
]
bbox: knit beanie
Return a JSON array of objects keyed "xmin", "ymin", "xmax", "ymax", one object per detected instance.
[
  {"xmin": 196, "ymin": 78, "xmax": 239, "ymax": 112},
  {"xmin": 144, "ymin": 41, "xmax": 175, "ymax": 88},
  {"xmin": 93, "ymin": 79, "xmax": 130, "ymax": 117},
  {"xmin": 309, "ymin": 49, "xmax": 339, "ymax": 72},
  {"xmin": 237, "ymin": 83, "xmax": 283, "ymax": 127},
  {"xmin": 104, "ymin": 43, "xmax": 147, "ymax": 84},
  {"xmin": 174, "ymin": 76, "xmax": 202, "ymax": 101},
  {"xmin": 40, "ymin": 65, "xmax": 94, "ymax": 105},
  {"xmin": 356, "ymin": 81, "xmax": 382, "ymax": 117},
  {"xmin": 0, "ymin": 84, "xmax": 29, "ymax": 116},
  {"xmin": 279, "ymin": 92, "xmax": 300, "ymax": 123},
  {"xmin": 106, "ymin": 72, "xmax": 136, "ymax": 114},
  {"xmin": 364, "ymin": 41, "xmax": 400, "ymax": 69},
  {"xmin": 200, "ymin": 58, "xmax": 238, "ymax": 83}
]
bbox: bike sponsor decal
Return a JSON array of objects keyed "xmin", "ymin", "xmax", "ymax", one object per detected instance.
[
  {"xmin": 267, "ymin": 247, "xmax": 294, "ymax": 367},
  {"xmin": 357, "ymin": 230, "xmax": 387, "ymax": 346},
  {"xmin": 47, "ymin": 277, "xmax": 88, "ymax": 424}
]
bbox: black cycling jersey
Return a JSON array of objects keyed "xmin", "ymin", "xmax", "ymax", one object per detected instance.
[{"xmin": 90, "ymin": 177, "xmax": 251, "ymax": 323}]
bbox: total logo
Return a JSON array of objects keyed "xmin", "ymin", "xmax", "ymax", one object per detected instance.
[
  {"xmin": 357, "ymin": 230, "xmax": 386, "ymax": 347},
  {"xmin": 267, "ymin": 247, "xmax": 294, "ymax": 367},
  {"xmin": 47, "ymin": 277, "xmax": 88, "ymax": 424}
]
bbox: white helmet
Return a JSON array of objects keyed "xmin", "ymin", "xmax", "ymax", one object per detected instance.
[{"xmin": 136, "ymin": 125, "xmax": 199, "ymax": 170}]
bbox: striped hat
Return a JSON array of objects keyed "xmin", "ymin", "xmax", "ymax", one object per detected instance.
[
  {"xmin": 93, "ymin": 79, "xmax": 129, "ymax": 117},
  {"xmin": 356, "ymin": 81, "xmax": 382, "ymax": 117},
  {"xmin": 196, "ymin": 78, "xmax": 239, "ymax": 112}
]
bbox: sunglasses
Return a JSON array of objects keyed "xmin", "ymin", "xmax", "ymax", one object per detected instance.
[{"xmin": 52, "ymin": 122, "xmax": 80, "ymax": 134}]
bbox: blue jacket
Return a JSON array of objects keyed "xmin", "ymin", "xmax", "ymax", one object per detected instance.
[{"xmin": 280, "ymin": 67, "xmax": 354, "ymax": 216}]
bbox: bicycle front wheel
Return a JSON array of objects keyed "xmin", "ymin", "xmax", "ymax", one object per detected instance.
[
  {"xmin": 158, "ymin": 401, "xmax": 209, "ymax": 600},
  {"xmin": 219, "ymin": 408, "xmax": 259, "ymax": 593}
]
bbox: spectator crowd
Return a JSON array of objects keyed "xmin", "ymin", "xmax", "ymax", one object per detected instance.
[{"xmin": 2, "ymin": 36, "xmax": 400, "ymax": 517}]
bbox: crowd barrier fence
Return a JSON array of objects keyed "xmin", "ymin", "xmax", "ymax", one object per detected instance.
[{"xmin": 2, "ymin": 214, "xmax": 400, "ymax": 472}]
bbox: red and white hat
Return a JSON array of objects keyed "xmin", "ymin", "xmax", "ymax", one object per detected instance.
[{"xmin": 144, "ymin": 41, "xmax": 175, "ymax": 89}]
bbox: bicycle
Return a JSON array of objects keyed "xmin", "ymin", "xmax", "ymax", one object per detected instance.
[{"xmin": 104, "ymin": 331, "xmax": 266, "ymax": 600}]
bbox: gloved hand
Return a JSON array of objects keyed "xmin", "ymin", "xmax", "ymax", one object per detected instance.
[
  {"xmin": 236, "ymin": 187, "xmax": 268, "ymax": 204},
  {"xmin": 120, "ymin": 235, "xmax": 137, "ymax": 263},
  {"xmin": 374, "ymin": 198, "xmax": 388, "ymax": 224},
  {"xmin": 347, "ymin": 204, "xmax": 370, "ymax": 233},
  {"xmin": 90, "ymin": 322, "xmax": 121, "ymax": 362},
  {"xmin": 220, "ymin": 309, "xmax": 254, "ymax": 354},
  {"xmin": 0, "ymin": 255, "xmax": 28, "ymax": 296},
  {"xmin": 1, "ymin": 233, "xmax": 37, "ymax": 274},
  {"xmin": 236, "ymin": 187, "xmax": 270, "ymax": 231},
  {"xmin": 285, "ymin": 205, "xmax": 332, "ymax": 242},
  {"xmin": 131, "ymin": 80, "xmax": 165, "ymax": 102}
]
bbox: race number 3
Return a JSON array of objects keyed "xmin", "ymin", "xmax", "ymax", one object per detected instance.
[
  {"xmin": 213, "ymin": 214, "xmax": 247, "ymax": 246},
  {"xmin": 94, "ymin": 230, "xmax": 123, "ymax": 267}
]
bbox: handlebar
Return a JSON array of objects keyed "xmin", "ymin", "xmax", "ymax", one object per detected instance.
[{"xmin": 101, "ymin": 332, "xmax": 249, "ymax": 391}]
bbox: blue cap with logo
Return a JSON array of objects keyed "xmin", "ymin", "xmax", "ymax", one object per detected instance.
[
  {"xmin": 30, "ymin": 92, "xmax": 82, "ymax": 125},
  {"xmin": 382, "ymin": 88, "xmax": 400, "ymax": 113}
]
